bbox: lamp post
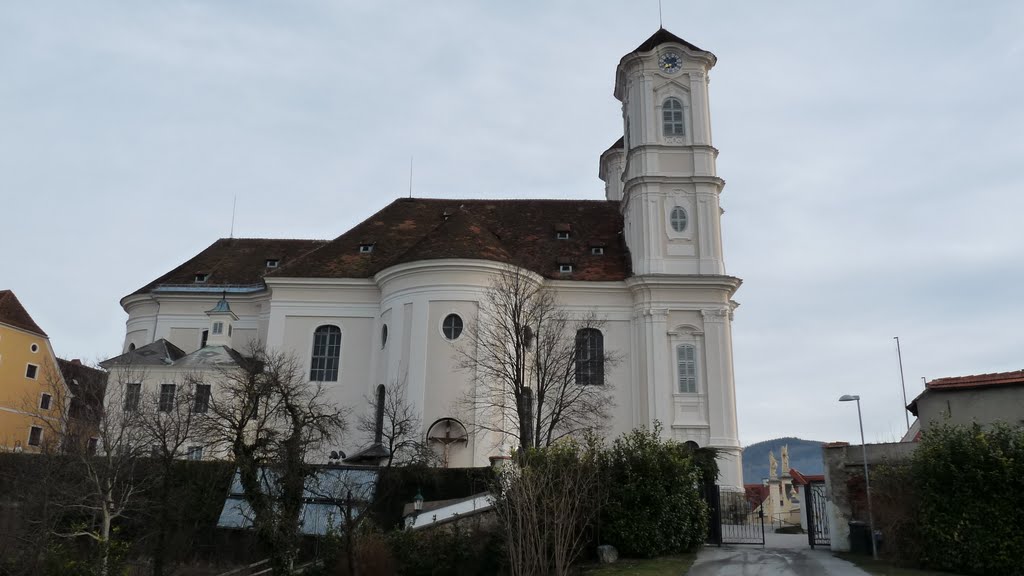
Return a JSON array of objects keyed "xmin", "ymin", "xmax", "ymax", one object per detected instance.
[{"xmin": 839, "ymin": 394, "xmax": 878, "ymax": 559}]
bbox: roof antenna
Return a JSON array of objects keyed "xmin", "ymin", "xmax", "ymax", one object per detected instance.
[
  {"xmin": 408, "ymin": 155, "xmax": 414, "ymax": 199},
  {"xmin": 230, "ymin": 195, "xmax": 237, "ymax": 238},
  {"xmin": 658, "ymin": 0, "xmax": 663, "ymax": 28}
]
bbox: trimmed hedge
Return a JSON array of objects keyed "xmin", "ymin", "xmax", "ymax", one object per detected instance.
[{"xmin": 910, "ymin": 422, "xmax": 1024, "ymax": 576}]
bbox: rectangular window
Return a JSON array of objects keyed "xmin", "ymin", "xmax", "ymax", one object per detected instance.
[
  {"xmin": 40, "ymin": 393, "xmax": 52, "ymax": 410},
  {"xmin": 186, "ymin": 446, "xmax": 203, "ymax": 461},
  {"xmin": 124, "ymin": 383, "xmax": 141, "ymax": 412},
  {"xmin": 591, "ymin": 246, "xmax": 605, "ymax": 255},
  {"xmin": 25, "ymin": 364, "xmax": 38, "ymax": 379},
  {"xmin": 559, "ymin": 264, "xmax": 574, "ymax": 273},
  {"xmin": 87, "ymin": 437, "xmax": 98, "ymax": 455},
  {"xmin": 193, "ymin": 384, "xmax": 211, "ymax": 414},
  {"xmin": 28, "ymin": 426, "xmax": 42, "ymax": 447},
  {"xmin": 677, "ymin": 345, "xmax": 697, "ymax": 393},
  {"xmin": 159, "ymin": 384, "xmax": 176, "ymax": 412},
  {"xmin": 556, "ymin": 231, "xmax": 570, "ymax": 240},
  {"xmin": 212, "ymin": 322, "xmax": 224, "ymax": 335}
]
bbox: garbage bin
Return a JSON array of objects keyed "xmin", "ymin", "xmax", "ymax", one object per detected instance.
[{"xmin": 848, "ymin": 521, "xmax": 871, "ymax": 555}]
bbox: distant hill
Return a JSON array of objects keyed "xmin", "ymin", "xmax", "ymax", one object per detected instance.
[{"xmin": 742, "ymin": 437, "xmax": 825, "ymax": 484}]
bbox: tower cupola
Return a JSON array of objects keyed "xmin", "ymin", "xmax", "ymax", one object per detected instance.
[{"xmin": 204, "ymin": 294, "xmax": 237, "ymax": 348}]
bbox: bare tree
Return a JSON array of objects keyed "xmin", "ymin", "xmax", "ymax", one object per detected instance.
[
  {"xmin": 31, "ymin": 361, "xmax": 149, "ymax": 576},
  {"xmin": 201, "ymin": 343, "xmax": 347, "ymax": 576},
  {"xmin": 457, "ymin": 266, "xmax": 616, "ymax": 453},
  {"xmin": 356, "ymin": 377, "xmax": 428, "ymax": 467}
]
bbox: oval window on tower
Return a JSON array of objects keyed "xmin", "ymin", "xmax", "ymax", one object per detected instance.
[
  {"xmin": 442, "ymin": 314, "xmax": 463, "ymax": 340},
  {"xmin": 670, "ymin": 206, "xmax": 688, "ymax": 232}
]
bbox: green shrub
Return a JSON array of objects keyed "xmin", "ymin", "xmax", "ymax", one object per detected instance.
[
  {"xmin": 387, "ymin": 522, "xmax": 503, "ymax": 576},
  {"xmin": 600, "ymin": 425, "xmax": 709, "ymax": 557},
  {"xmin": 910, "ymin": 422, "xmax": 1024, "ymax": 576}
]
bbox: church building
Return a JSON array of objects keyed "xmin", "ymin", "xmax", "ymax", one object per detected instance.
[{"xmin": 112, "ymin": 29, "xmax": 745, "ymax": 488}]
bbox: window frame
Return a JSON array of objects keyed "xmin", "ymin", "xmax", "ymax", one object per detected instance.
[
  {"xmin": 124, "ymin": 383, "xmax": 142, "ymax": 412},
  {"xmin": 575, "ymin": 328, "xmax": 605, "ymax": 386},
  {"xmin": 193, "ymin": 384, "xmax": 211, "ymax": 414},
  {"xmin": 158, "ymin": 383, "xmax": 176, "ymax": 412},
  {"xmin": 39, "ymin": 392, "xmax": 52, "ymax": 410},
  {"xmin": 310, "ymin": 325, "xmax": 342, "ymax": 382},
  {"xmin": 670, "ymin": 206, "xmax": 688, "ymax": 233},
  {"xmin": 676, "ymin": 343, "xmax": 698, "ymax": 394},
  {"xmin": 441, "ymin": 314, "xmax": 464, "ymax": 341},
  {"xmin": 212, "ymin": 322, "xmax": 224, "ymax": 336},
  {"xmin": 25, "ymin": 363, "xmax": 38, "ymax": 380},
  {"xmin": 186, "ymin": 445, "xmax": 204, "ymax": 461},
  {"xmin": 28, "ymin": 426, "xmax": 43, "ymax": 447},
  {"xmin": 662, "ymin": 97, "xmax": 685, "ymax": 137}
]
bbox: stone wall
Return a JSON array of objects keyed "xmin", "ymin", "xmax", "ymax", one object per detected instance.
[{"xmin": 822, "ymin": 441, "xmax": 917, "ymax": 552}]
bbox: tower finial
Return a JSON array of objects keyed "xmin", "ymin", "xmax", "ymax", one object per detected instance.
[{"xmin": 658, "ymin": 0, "xmax": 663, "ymax": 28}]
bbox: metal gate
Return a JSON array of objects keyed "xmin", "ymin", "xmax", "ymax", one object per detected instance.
[
  {"xmin": 806, "ymin": 481, "xmax": 831, "ymax": 548},
  {"xmin": 705, "ymin": 485, "xmax": 765, "ymax": 546}
]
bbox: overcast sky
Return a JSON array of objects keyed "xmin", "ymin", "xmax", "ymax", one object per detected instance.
[{"xmin": 3, "ymin": 1, "xmax": 1023, "ymax": 447}]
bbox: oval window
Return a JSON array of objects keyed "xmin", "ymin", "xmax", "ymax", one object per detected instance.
[
  {"xmin": 442, "ymin": 314, "xmax": 464, "ymax": 340},
  {"xmin": 30, "ymin": 343, "xmax": 39, "ymax": 353},
  {"xmin": 670, "ymin": 206, "xmax": 688, "ymax": 232}
]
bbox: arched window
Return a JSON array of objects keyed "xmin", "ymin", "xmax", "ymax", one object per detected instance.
[
  {"xmin": 127, "ymin": 343, "xmax": 136, "ymax": 352},
  {"xmin": 677, "ymin": 344, "xmax": 697, "ymax": 393},
  {"xmin": 663, "ymin": 97, "xmax": 685, "ymax": 136},
  {"xmin": 575, "ymin": 328, "xmax": 604, "ymax": 386},
  {"xmin": 310, "ymin": 325, "xmax": 341, "ymax": 382}
]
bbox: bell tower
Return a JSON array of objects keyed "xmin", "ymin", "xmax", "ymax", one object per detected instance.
[{"xmin": 601, "ymin": 29, "xmax": 726, "ymax": 277}]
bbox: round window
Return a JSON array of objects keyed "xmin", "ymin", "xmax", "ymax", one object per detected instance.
[
  {"xmin": 670, "ymin": 206, "xmax": 688, "ymax": 232},
  {"xmin": 30, "ymin": 343, "xmax": 39, "ymax": 353},
  {"xmin": 442, "ymin": 314, "xmax": 464, "ymax": 340},
  {"xmin": 381, "ymin": 324, "xmax": 388, "ymax": 348}
]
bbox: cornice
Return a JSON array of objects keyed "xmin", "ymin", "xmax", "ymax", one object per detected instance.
[
  {"xmin": 374, "ymin": 259, "xmax": 542, "ymax": 288},
  {"xmin": 626, "ymin": 274, "xmax": 742, "ymax": 295},
  {"xmin": 264, "ymin": 277, "xmax": 378, "ymax": 291}
]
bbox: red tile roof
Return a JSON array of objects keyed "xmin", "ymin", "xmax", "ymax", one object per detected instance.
[
  {"xmin": 128, "ymin": 238, "xmax": 328, "ymax": 297},
  {"xmin": 272, "ymin": 198, "xmax": 630, "ymax": 281},
  {"xmin": 925, "ymin": 370, "xmax": 1024, "ymax": 391},
  {"xmin": 789, "ymin": 469, "xmax": 825, "ymax": 486},
  {"xmin": 744, "ymin": 484, "xmax": 769, "ymax": 507},
  {"xmin": 0, "ymin": 290, "xmax": 47, "ymax": 337}
]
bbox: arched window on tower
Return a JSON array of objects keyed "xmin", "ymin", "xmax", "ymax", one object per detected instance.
[
  {"xmin": 663, "ymin": 97, "xmax": 685, "ymax": 137},
  {"xmin": 310, "ymin": 325, "xmax": 341, "ymax": 382},
  {"xmin": 677, "ymin": 344, "xmax": 697, "ymax": 393},
  {"xmin": 575, "ymin": 328, "xmax": 604, "ymax": 386}
]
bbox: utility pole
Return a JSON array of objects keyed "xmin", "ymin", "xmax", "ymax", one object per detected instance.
[{"xmin": 894, "ymin": 337, "xmax": 910, "ymax": 431}]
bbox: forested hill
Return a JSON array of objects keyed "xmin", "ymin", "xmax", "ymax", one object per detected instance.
[{"xmin": 742, "ymin": 437, "xmax": 825, "ymax": 483}]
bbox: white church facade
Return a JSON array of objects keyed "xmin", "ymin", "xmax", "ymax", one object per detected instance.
[{"xmin": 110, "ymin": 29, "xmax": 745, "ymax": 488}]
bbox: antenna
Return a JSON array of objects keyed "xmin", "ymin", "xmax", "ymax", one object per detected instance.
[
  {"xmin": 894, "ymin": 336, "xmax": 910, "ymax": 431},
  {"xmin": 408, "ymin": 155, "xmax": 414, "ymax": 198},
  {"xmin": 230, "ymin": 195, "xmax": 237, "ymax": 238},
  {"xmin": 658, "ymin": 0, "xmax": 663, "ymax": 28}
]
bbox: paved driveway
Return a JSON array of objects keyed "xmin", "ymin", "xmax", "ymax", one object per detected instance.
[{"xmin": 688, "ymin": 534, "xmax": 870, "ymax": 576}]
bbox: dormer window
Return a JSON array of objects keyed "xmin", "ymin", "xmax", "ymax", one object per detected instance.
[
  {"xmin": 554, "ymin": 223, "xmax": 572, "ymax": 240},
  {"xmin": 359, "ymin": 244, "xmax": 374, "ymax": 253},
  {"xmin": 266, "ymin": 259, "xmax": 279, "ymax": 268},
  {"xmin": 558, "ymin": 261, "xmax": 574, "ymax": 274},
  {"xmin": 194, "ymin": 273, "xmax": 209, "ymax": 283},
  {"xmin": 591, "ymin": 246, "xmax": 605, "ymax": 255},
  {"xmin": 212, "ymin": 322, "xmax": 224, "ymax": 335}
]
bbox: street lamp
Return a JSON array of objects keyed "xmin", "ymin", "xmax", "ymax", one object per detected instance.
[{"xmin": 839, "ymin": 394, "xmax": 878, "ymax": 560}]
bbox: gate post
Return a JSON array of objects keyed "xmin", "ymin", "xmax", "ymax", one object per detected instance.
[
  {"xmin": 807, "ymin": 484, "xmax": 817, "ymax": 548},
  {"xmin": 707, "ymin": 484, "xmax": 722, "ymax": 546}
]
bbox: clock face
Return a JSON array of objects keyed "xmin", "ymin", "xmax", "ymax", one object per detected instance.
[{"xmin": 658, "ymin": 52, "xmax": 682, "ymax": 73}]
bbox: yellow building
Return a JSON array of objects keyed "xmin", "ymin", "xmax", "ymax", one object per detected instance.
[{"xmin": 0, "ymin": 290, "xmax": 66, "ymax": 452}]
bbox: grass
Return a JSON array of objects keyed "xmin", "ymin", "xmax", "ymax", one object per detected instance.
[
  {"xmin": 836, "ymin": 553, "xmax": 964, "ymax": 576},
  {"xmin": 582, "ymin": 554, "xmax": 696, "ymax": 575}
]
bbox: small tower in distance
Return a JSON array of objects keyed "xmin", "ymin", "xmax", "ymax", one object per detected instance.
[{"xmin": 204, "ymin": 293, "xmax": 236, "ymax": 348}]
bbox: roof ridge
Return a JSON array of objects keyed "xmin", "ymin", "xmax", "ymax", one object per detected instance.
[{"xmin": 0, "ymin": 289, "xmax": 48, "ymax": 337}]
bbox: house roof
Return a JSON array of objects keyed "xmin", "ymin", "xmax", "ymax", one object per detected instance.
[
  {"xmin": 127, "ymin": 238, "xmax": 327, "ymax": 298},
  {"xmin": 631, "ymin": 28, "xmax": 706, "ymax": 54},
  {"xmin": 907, "ymin": 369, "xmax": 1024, "ymax": 415},
  {"xmin": 789, "ymin": 468, "xmax": 825, "ymax": 486},
  {"xmin": 0, "ymin": 290, "xmax": 47, "ymax": 337},
  {"xmin": 58, "ymin": 359, "xmax": 107, "ymax": 424},
  {"xmin": 744, "ymin": 484, "xmax": 769, "ymax": 507},
  {"xmin": 271, "ymin": 198, "xmax": 630, "ymax": 281},
  {"xmin": 100, "ymin": 339, "xmax": 188, "ymax": 368}
]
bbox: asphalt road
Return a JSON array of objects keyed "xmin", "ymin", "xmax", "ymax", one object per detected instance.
[{"xmin": 688, "ymin": 534, "xmax": 871, "ymax": 576}]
